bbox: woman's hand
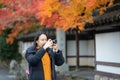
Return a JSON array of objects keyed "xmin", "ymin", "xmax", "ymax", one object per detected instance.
[
  {"xmin": 43, "ymin": 39, "xmax": 53, "ymax": 50},
  {"xmin": 52, "ymin": 43, "xmax": 58, "ymax": 52}
]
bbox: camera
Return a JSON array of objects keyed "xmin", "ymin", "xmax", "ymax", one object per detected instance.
[{"xmin": 52, "ymin": 39, "xmax": 57, "ymax": 44}]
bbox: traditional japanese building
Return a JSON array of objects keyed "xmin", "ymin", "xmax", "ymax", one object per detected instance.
[{"xmin": 85, "ymin": 1, "xmax": 120, "ymax": 79}]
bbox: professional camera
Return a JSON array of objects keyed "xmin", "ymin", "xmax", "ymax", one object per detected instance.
[{"xmin": 52, "ymin": 39, "xmax": 57, "ymax": 44}]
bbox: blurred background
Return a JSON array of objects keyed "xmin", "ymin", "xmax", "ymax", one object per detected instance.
[{"xmin": 0, "ymin": 0, "xmax": 120, "ymax": 80}]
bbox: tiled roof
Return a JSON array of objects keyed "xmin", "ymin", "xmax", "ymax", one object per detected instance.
[
  {"xmin": 85, "ymin": 3, "xmax": 120, "ymax": 31},
  {"xmin": 17, "ymin": 27, "xmax": 56, "ymax": 41}
]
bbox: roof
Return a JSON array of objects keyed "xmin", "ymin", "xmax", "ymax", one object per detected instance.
[
  {"xmin": 17, "ymin": 27, "xmax": 94, "ymax": 41},
  {"xmin": 17, "ymin": 27, "xmax": 56, "ymax": 41},
  {"xmin": 85, "ymin": 3, "xmax": 120, "ymax": 32}
]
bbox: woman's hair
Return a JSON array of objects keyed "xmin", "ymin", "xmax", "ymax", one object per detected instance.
[{"xmin": 32, "ymin": 32, "xmax": 47, "ymax": 49}]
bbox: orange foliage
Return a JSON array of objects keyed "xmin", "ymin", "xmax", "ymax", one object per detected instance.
[
  {"xmin": 0, "ymin": 0, "xmax": 41, "ymax": 44},
  {"xmin": 36, "ymin": 0, "xmax": 114, "ymax": 31},
  {"xmin": 6, "ymin": 22, "xmax": 23, "ymax": 44},
  {"xmin": 86, "ymin": 0, "xmax": 96, "ymax": 8},
  {"xmin": 0, "ymin": 0, "xmax": 114, "ymax": 44}
]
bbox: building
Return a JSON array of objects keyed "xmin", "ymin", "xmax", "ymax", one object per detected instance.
[{"xmin": 86, "ymin": 2, "xmax": 120, "ymax": 80}]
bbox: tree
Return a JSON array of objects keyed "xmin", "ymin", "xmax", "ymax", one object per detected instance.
[
  {"xmin": 0, "ymin": 0, "xmax": 114, "ymax": 43},
  {"xmin": 0, "ymin": 0, "xmax": 42, "ymax": 44},
  {"xmin": 36, "ymin": 0, "xmax": 114, "ymax": 30},
  {"xmin": 0, "ymin": 28, "xmax": 22, "ymax": 62}
]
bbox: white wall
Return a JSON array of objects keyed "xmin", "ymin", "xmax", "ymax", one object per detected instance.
[
  {"xmin": 19, "ymin": 41, "xmax": 33, "ymax": 54},
  {"xmin": 80, "ymin": 40, "xmax": 88, "ymax": 55},
  {"xmin": 97, "ymin": 65, "xmax": 120, "ymax": 74},
  {"xmin": 96, "ymin": 32, "xmax": 120, "ymax": 63},
  {"xmin": 67, "ymin": 40, "xmax": 95, "ymax": 66},
  {"xmin": 88, "ymin": 40, "xmax": 95, "ymax": 56},
  {"xmin": 67, "ymin": 40, "xmax": 76, "ymax": 56},
  {"xmin": 95, "ymin": 32, "xmax": 120, "ymax": 74}
]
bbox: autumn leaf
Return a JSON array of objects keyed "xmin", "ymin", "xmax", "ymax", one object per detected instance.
[{"xmin": 86, "ymin": 0, "xmax": 96, "ymax": 8}]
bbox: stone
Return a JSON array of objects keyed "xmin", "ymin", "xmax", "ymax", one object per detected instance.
[
  {"xmin": 94, "ymin": 75, "xmax": 100, "ymax": 80},
  {"xmin": 9, "ymin": 59, "xmax": 18, "ymax": 75}
]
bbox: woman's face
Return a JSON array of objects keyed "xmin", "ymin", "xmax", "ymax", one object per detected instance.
[{"xmin": 36, "ymin": 34, "xmax": 47, "ymax": 48}]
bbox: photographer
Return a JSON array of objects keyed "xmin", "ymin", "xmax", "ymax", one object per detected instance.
[{"xmin": 25, "ymin": 32, "xmax": 64, "ymax": 80}]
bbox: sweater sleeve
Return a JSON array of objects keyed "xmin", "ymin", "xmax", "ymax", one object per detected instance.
[
  {"xmin": 26, "ymin": 47, "xmax": 45, "ymax": 66},
  {"xmin": 54, "ymin": 50, "xmax": 64, "ymax": 66}
]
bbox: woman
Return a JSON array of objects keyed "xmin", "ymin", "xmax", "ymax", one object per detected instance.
[{"xmin": 25, "ymin": 32, "xmax": 64, "ymax": 80}]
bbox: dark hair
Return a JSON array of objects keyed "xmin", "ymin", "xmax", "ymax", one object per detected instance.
[{"xmin": 32, "ymin": 32, "xmax": 47, "ymax": 49}]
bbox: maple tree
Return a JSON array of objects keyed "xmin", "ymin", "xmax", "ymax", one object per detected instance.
[
  {"xmin": 36, "ymin": 0, "xmax": 114, "ymax": 30},
  {"xmin": 0, "ymin": 0, "xmax": 114, "ymax": 44},
  {"xmin": 0, "ymin": 0, "xmax": 41, "ymax": 44}
]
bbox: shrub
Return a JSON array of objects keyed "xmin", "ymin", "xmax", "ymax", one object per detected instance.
[{"xmin": 0, "ymin": 28, "xmax": 22, "ymax": 63}]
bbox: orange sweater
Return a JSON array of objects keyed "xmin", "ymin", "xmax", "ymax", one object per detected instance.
[{"xmin": 42, "ymin": 52, "xmax": 52, "ymax": 80}]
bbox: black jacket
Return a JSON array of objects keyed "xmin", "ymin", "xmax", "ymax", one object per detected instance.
[{"xmin": 26, "ymin": 47, "xmax": 64, "ymax": 80}]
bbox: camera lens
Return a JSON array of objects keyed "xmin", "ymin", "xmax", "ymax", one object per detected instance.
[{"xmin": 52, "ymin": 39, "xmax": 57, "ymax": 44}]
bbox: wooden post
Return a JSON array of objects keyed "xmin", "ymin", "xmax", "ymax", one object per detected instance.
[{"xmin": 75, "ymin": 27, "xmax": 80, "ymax": 70}]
